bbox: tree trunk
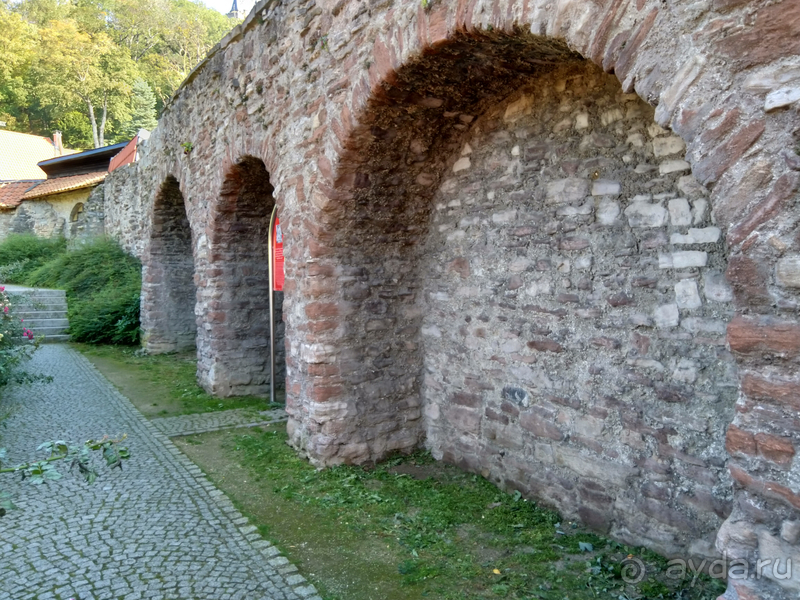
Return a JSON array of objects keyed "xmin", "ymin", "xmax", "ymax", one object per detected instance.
[
  {"xmin": 98, "ymin": 92, "xmax": 108, "ymax": 147},
  {"xmin": 87, "ymin": 99, "xmax": 99, "ymax": 148}
]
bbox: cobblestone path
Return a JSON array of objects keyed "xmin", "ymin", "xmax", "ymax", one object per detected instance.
[
  {"xmin": 0, "ymin": 345, "xmax": 320, "ymax": 600},
  {"xmin": 150, "ymin": 408, "xmax": 287, "ymax": 438}
]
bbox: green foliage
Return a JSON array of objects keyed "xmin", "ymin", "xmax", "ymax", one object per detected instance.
[
  {"xmin": 0, "ymin": 235, "xmax": 142, "ymax": 345},
  {"xmin": 0, "ymin": 434, "xmax": 130, "ymax": 517},
  {"xmin": 0, "ymin": 0, "xmax": 234, "ymax": 142},
  {"xmin": 22, "ymin": 239, "xmax": 142, "ymax": 344},
  {"xmin": 76, "ymin": 344, "xmax": 271, "ymax": 416},
  {"xmin": 125, "ymin": 79, "xmax": 157, "ymax": 137},
  {"xmin": 226, "ymin": 430, "xmax": 727, "ymax": 600},
  {"xmin": 0, "ymin": 234, "xmax": 66, "ymax": 274},
  {"xmin": 0, "ymin": 286, "xmax": 43, "ymax": 386},
  {"xmin": 55, "ymin": 109, "xmax": 94, "ymax": 149}
]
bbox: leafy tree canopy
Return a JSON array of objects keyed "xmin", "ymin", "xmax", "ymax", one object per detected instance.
[{"xmin": 0, "ymin": 0, "xmax": 234, "ymax": 149}]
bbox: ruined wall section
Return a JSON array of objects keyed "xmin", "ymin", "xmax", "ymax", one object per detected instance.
[{"xmin": 421, "ymin": 62, "xmax": 737, "ymax": 557}]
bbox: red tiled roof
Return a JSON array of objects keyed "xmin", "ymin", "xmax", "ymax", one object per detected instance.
[
  {"xmin": 21, "ymin": 172, "xmax": 106, "ymax": 200},
  {"xmin": 0, "ymin": 181, "xmax": 42, "ymax": 209},
  {"xmin": 0, "ymin": 130, "xmax": 77, "ymax": 180}
]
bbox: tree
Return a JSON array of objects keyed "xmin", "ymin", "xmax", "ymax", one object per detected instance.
[
  {"xmin": 123, "ymin": 79, "xmax": 158, "ymax": 137},
  {"xmin": 2, "ymin": 0, "xmax": 236, "ymax": 141},
  {"xmin": 0, "ymin": 6, "xmax": 36, "ymax": 130},
  {"xmin": 34, "ymin": 20, "xmax": 136, "ymax": 147}
]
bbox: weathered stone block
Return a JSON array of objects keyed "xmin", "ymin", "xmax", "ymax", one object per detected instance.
[
  {"xmin": 675, "ymin": 279, "xmax": 702, "ymax": 309},
  {"xmin": 625, "ymin": 201, "xmax": 668, "ymax": 227},
  {"xmin": 776, "ymin": 255, "xmax": 800, "ymax": 288}
]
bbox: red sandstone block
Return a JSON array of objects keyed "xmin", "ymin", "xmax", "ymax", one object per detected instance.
[
  {"xmin": 305, "ymin": 302, "xmax": 339, "ymax": 319},
  {"xmin": 527, "ymin": 339, "xmax": 565, "ymax": 353},
  {"xmin": 728, "ymin": 315, "xmax": 800, "ymax": 358},
  {"xmin": 308, "ymin": 363, "xmax": 340, "ymax": 377},
  {"xmin": 699, "ymin": 108, "xmax": 740, "ymax": 147},
  {"xmin": 726, "ymin": 424, "xmax": 757, "ymax": 456},
  {"xmin": 754, "ymin": 432, "xmax": 796, "ymax": 468},
  {"xmin": 725, "ymin": 255, "xmax": 770, "ymax": 308},
  {"xmin": 728, "ymin": 172, "xmax": 800, "ymax": 247},
  {"xmin": 615, "ymin": 8, "xmax": 658, "ymax": 81},
  {"xmin": 307, "ymin": 238, "xmax": 332, "ymax": 258},
  {"xmin": 452, "ymin": 391, "xmax": 482, "ymax": 408},
  {"xmin": 448, "ymin": 257, "xmax": 470, "ymax": 278},
  {"xmin": 741, "ymin": 373, "xmax": 800, "ymax": 411},
  {"xmin": 520, "ymin": 412, "xmax": 564, "ymax": 441},
  {"xmin": 307, "ymin": 263, "xmax": 335, "ymax": 277},
  {"xmin": 729, "ymin": 465, "xmax": 800, "ymax": 510},
  {"xmin": 307, "ymin": 320, "xmax": 338, "ymax": 334},
  {"xmin": 444, "ymin": 405, "xmax": 481, "ymax": 435},
  {"xmin": 713, "ymin": 1, "xmax": 800, "ymax": 68},
  {"xmin": 694, "ymin": 120, "xmax": 765, "ymax": 184},
  {"xmin": 309, "ymin": 384, "xmax": 344, "ymax": 403}
]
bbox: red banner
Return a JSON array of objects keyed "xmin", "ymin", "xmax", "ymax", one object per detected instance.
[{"xmin": 273, "ymin": 215, "xmax": 284, "ymax": 291}]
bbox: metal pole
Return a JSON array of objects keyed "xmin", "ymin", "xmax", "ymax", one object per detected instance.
[{"xmin": 268, "ymin": 206, "xmax": 277, "ymax": 406}]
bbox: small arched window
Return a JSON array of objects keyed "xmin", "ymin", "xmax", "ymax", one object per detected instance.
[{"xmin": 70, "ymin": 203, "xmax": 84, "ymax": 222}]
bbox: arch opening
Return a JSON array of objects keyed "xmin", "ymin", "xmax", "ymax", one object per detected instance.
[
  {"xmin": 296, "ymin": 31, "xmax": 738, "ymax": 556},
  {"xmin": 142, "ymin": 176, "xmax": 197, "ymax": 353},
  {"xmin": 196, "ymin": 156, "xmax": 285, "ymax": 397}
]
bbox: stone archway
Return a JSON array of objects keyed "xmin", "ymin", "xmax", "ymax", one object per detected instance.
[
  {"xmin": 195, "ymin": 156, "xmax": 285, "ymax": 397},
  {"xmin": 288, "ymin": 32, "xmax": 737, "ymax": 557},
  {"xmin": 141, "ymin": 176, "xmax": 197, "ymax": 353}
]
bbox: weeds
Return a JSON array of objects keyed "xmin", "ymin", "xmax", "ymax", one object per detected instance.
[{"xmin": 228, "ymin": 430, "xmax": 726, "ymax": 600}]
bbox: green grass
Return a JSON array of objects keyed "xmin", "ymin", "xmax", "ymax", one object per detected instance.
[
  {"xmin": 228, "ymin": 429, "xmax": 727, "ymax": 600},
  {"xmin": 74, "ymin": 343, "xmax": 273, "ymax": 416}
]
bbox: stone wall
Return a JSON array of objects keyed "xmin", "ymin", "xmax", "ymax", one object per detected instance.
[
  {"xmin": 0, "ymin": 188, "xmax": 92, "ymax": 241},
  {"xmin": 69, "ymin": 184, "xmax": 106, "ymax": 246},
  {"xmin": 421, "ymin": 61, "xmax": 737, "ymax": 558},
  {"xmin": 103, "ymin": 0, "xmax": 800, "ymax": 597}
]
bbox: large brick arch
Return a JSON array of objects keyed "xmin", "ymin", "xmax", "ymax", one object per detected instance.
[
  {"xmin": 141, "ymin": 176, "xmax": 197, "ymax": 353},
  {"xmin": 115, "ymin": 1, "xmax": 800, "ymax": 597},
  {"xmin": 284, "ymin": 3, "xmax": 800, "ymax": 599},
  {"xmin": 194, "ymin": 156, "xmax": 284, "ymax": 397}
]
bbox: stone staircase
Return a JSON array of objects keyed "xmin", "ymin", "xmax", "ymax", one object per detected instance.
[{"xmin": 6, "ymin": 287, "xmax": 70, "ymax": 343}]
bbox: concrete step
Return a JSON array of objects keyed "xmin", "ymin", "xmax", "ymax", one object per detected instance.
[
  {"xmin": 20, "ymin": 318, "xmax": 69, "ymax": 329},
  {"xmin": 4, "ymin": 286, "xmax": 71, "ymax": 343},
  {"xmin": 28, "ymin": 326, "xmax": 69, "ymax": 337},
  {"xmin": 15, "ymin": 310, "xmax": 68, "ymax": 319},
  {"xmin": 14, "ymin": 300, "xmax": 68, "ymax": 308},
  {"xmin": 6, "ymin": 289, "xmax": 66, "ymax": 299},
  {"xmin": 41, "ymin": 334, "xmax": 70, "ymax": 343}
]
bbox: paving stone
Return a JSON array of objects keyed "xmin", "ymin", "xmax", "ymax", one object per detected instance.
[
  {"xmin": 0, "ymin": 346, "xmax": 316, "ymax": 600},
  {"xmin": 150, "ymin": 407, "xmax": 287, "ymax": 438}
]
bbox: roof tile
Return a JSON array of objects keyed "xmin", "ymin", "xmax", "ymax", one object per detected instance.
[
  {"xmin": 21, "ymin": 172, "xmax": 106, "ymax": 200},
  {"xmin": 0, "ymin": 181, "xmax": 42, "ymax": 209}
]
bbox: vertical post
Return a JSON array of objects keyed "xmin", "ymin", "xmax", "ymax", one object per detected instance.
[{"xmin": 268, "ymin": 206, "xmax": 277, "ymax": 406}]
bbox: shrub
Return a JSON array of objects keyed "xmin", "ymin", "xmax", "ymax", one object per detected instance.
[
  {"xmin": 0, "ymin": 235, "xmax": 66, "ymax": 282},
  {"xmin": 23, "ymin": 239, "xmax": 142, "ymax": 345},
  {"xmin": 0, "ymin": 286, "xmax": 40, "ymax": 386}
]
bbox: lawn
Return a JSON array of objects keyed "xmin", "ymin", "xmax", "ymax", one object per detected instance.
[
  {"xmin": 73, "ymin": 343, "xmax": 276, "ymax": 418},
  {"xmin": 80, "ymin": 346, "xmax": 727, "ymax": 600}
]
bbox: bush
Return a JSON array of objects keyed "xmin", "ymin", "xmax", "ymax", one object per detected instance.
[
  {"xmin": 0, "ymin": 235, "xmax": 66, "ymax": 282},
  {"xmin": 23, "ymin": 239, "xmax": 142, "ymax": 345},
  {"xmin": 0, "ymin": 287, "xmax": 40, "ymax": 386}
]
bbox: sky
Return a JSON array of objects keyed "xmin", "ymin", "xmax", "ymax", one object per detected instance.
[{"xmin": 201, "ymin": 0, "xmax": 255, "ymax": 14}]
